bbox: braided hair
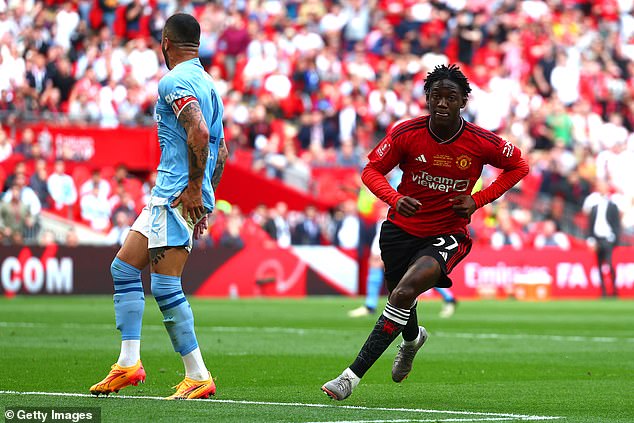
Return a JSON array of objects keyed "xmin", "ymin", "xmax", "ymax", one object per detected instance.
[{"xmin": 423, "ymin": 64, "xmax": 472, "ymax": 97}]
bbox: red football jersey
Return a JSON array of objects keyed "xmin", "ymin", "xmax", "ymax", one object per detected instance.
[{"xmin": 363, "ymin": 115, "xmax": 529, "ymax": 238}]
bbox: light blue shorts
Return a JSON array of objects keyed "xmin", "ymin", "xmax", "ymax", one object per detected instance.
[{"xmin": 131, "ymin": 195, "xmax": 197, "ymax": 252}]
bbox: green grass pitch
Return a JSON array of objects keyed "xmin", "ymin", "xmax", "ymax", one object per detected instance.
[{"xmin": 0, "ymin": 296, "xmax": 632, "ymax": 422}]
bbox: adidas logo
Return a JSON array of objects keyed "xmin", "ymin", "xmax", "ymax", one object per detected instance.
[
  {"xmin": 415, "ymin": 154, "xmax": 427, "ymax": 162},
  {"xmin": 439, "ymin": 251, "xmax": 448, "ymax": 262}
]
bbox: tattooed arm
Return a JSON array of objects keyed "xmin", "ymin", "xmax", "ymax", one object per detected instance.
[
  {"xmin": 212, "ymin": 138, "xmax": 228, "ymax": 192},
  {"xmin": 192, "ymin": 139, "xmax": 227, "ymax": 240},
  {"xmin": 170, "ymin": 100, "xmax": 209, "ymax": 223}
]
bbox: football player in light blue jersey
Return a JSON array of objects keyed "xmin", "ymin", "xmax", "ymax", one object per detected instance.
[{"xmin": 90, "ymin": 13, "xmax": 228, "ymax": 400}]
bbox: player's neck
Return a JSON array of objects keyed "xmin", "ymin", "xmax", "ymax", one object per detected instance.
[
  {"xmin": 428, "ymin": 117, "xmax": 464, "ymax": 144},
  {"xmin": 167, "ymin": 53, "xmax": 199, "ymax": 69}
]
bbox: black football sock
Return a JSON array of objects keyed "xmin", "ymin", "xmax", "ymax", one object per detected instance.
[
  {"xmin": 401, "ymin": 302, "xmax": 419, "ymax": 342},
  {"xmin": 349, "ymin": 302, "xmax": 410, "ymax": 378}
]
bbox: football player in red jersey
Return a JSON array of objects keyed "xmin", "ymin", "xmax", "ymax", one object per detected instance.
[{"xmin": 322, "ymin": 64, "xmax": 529, "ymax": 400}]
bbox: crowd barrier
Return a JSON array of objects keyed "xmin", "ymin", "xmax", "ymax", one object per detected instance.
[{"xmin": 2, "ymin": 245, "xmax": 633, "ymax": 299}]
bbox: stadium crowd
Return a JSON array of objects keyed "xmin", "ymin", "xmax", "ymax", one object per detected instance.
[{"xmin": 1, "ymin": 0, "xmax": 634, "ymax": 248}]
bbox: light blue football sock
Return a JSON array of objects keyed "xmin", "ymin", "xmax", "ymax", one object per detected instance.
[
  {"xmin": 434, "ymin": 287, "xmax": 455, "ymax": 303},
  {"xmin": 365, "ymin": 267, "xmax": 384, "ymax": 311},
  {"xmin": 151, "ymin": 273, "xmax": 198, "ymax": 356},
  {"xmin": 112, "ymin": 257, "xmax": 145, "ymax": 341}
]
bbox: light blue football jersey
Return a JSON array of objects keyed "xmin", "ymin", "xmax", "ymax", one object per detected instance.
[{"xmin": 154, "ymin": 58, "xmax": 224, "ymax": 212}]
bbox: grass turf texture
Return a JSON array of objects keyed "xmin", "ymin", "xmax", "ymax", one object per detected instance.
[{"xmin": 0, "ymin": 297, "xmax": 632, "ymax": 422}]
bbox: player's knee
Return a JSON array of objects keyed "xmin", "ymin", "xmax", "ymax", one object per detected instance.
[
  {"xmin": 110, "ymin": 259, "xmax": 118, "ymax": 278},
  {"xmin": 390, "ymin": 284, "xmax": 418, "ymax": 307},
  {"xmin": 150, "ymin": 272, "xmax": 182, "ymax": 298},
  {"xmin": 111, "ymin": 257, "xmax": 141, "ymax": 280}
]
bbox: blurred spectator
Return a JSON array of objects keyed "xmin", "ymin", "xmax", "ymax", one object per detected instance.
[
  {"xmin": 533, "ymin": 219, "xmax": 571, "ymax": 250},
  {"xmin": 298, "ymin": 110, "xmax": 340, "ymax": 151},
  {"xmin": 49, "ymin": 57, "xmax": 76, "ymax": 106},
  {"xmin": 250, "ymin": 203, "xmax": 277, "ymax": 239},
  {"xmin": 216, "ymin": 12, "xmax": 250, "ymax": 79},
  {"xmin": 268, "ymin": 201, "xmax": 292, "ymax": 248},
  {"xmin": 332, "ymin": 199, "xmax": 360, "ymax": 249},
  {"xmin": 550, "ymin": 51, "xmax": 580, "ymax": 106},
  {"xmin": 123, "ymin": 0, "xmax": 147, "ymax": 39},
  {"xmin": 69, "ymin": 67, "xmax": 101, "ymax": 108},
  {"xmin": 455, "ymin": 11, "xmax": 482, "ymax": 66},
  {"xmin": 54, "ymin": 1, "xmax": 80, "ymax": 51},
  {"xmin": 29, "ymin": 158, "xmax": 50, "ymax": 209},
  {"xmin": 292, "ymin": 24, "xmax": 325, "ymax": 58},
  {"xmin": 80, "ymin": 168, "xmax": 111, "ymax": 199},
  {"xmin": 112, "ymin": 164, "xmax": 130, "ymax": 186},
  {"xmin": 319, "ymin": 3, "xmax": 347, "ymax": 39},
  {"xmin": 2, "ymin": 172, "xmax": 41, "ymax": 216},
  {"xmin": 65, "ymin": 227, "xmax": 80, "ymax": 247},
  {"xmin": 546, "ymin": 100, "xmax": 573, "ymax": 149},
  {"xmin": 128, "ymin": 38, "xmax": 159, "ymax": 85},
  {"xmin": 106, "ymin": 210, "xmax": 131, "ymax": 246},
  {"xmin": 81, "ymin": 185, "xmax": 112, "ymax": 231},
  {"xmin": 39, "ymin": 230, "xmax": 57, "ymax": 247},
  {"xmin": 557, "ymin": 169, "xmax": 592, "ymax": 214},
  {"xmin": 583, "ymin": 181, "xmax": 621, "ymax": 297},
  {"xmin": 0, "ymin": 184, "xmax": 37, "ymax": 245},
  {"xmin": 336, "ymin": 140, "xmax": 362, "ymax": 168},
  {"xmin": 96, "ymin": 0, "xmax": 119, "ymax": 30},
  {"xmin": 98, "ymin": 77, "xmax": 128, "ymax": 127},
  {"xmin": 24, "ymin": 52, "xmax": 49, "ymax": 104},
  {"xmin": 0, "ymin": 127, "xmax": 12, "ymax": 161},
  {"xmin": 246, "ymin": 104, "xmax": 273, "ymax": 149},
  {"xmin": 109, "ymin": 184, "xmax": 136, "ymax": 223},
  {"xmin": 3, "ymin": 162, "xmax": 25, "ymax": 192},
  {"xmin": 47, "ymin": 159, "xmax": 77, "ymax": 213},
  {"xmin": 490, "ymin": 207, "xmax": 524, "ymax": 250},
  {"xmin": 337, "ymin": 95, "xmax": 358, "ymax": 142},
  {"xmin": 265, "ymin": 142, "xmax": 311, "ymax": 192},
  {"xmin": 14, "ymin": 128, "xmax": 36, "ymax": 159},
  {"xmin": 342, "ymin": 0, "xmax": 371, "ymax": 50},
  {"xmin": 219, "ymin": 207, "xmax": 245, "ymax": 249},
  {"xmin": 292, "ymin": 205, "xmax": 322, "ymax": 245}
]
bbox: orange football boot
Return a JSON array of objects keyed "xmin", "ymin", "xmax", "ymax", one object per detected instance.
[
  {"xmin": 89, "ymin": 360, "xmax": 146, "ymax": 396},
  {"xmin": 166, "ymin": 372, "xmax": 216, "ymax": 400}
]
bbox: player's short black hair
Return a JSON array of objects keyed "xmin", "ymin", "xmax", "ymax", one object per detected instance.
[
  {"xmin": 164, "ymin": 13, "xmax": 200, "ymax": 46},
  {"xmin": 424, "ymin": 64, "xmax": 472, "ymax": 97}
]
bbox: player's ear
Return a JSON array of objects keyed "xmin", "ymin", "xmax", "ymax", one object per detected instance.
[{"xmin": 460, "ymin": 96, "xmax": 467, "ymax": 109}]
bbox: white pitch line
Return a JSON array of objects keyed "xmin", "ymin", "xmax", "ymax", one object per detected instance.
[
  {"xmin": 432, "ymin": 331, "xmax": 631, "ymax": 344},
  {"xmin": 1, "ymin": 321, "xmax": 632, "ymax": 343},
  {"xmin": 0, "ymin": 391, "xmax": 560, "ymax": 421},
  {"xmin": 305, "ymin": 419, "xmax": 557, "ymax": 423}
]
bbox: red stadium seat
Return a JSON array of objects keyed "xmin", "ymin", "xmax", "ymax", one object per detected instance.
[
  {"xmin": 230, "ymin": 149, "xmax": 253, "ymax": 169},
  {"xmin": 0, "ymin": 166, "xmax": 6, "ymax": 190},
  {"xmin": 123, "ymin": 178, "xmax": 144, "ymax": 205},
  {"xmin": 72, "ymin": 164, "xmax": 92, "ymax": 189}
]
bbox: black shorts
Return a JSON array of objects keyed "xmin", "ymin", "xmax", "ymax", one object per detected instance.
[{"xmin": 379, "ymin": 220, "xmax": 472, "ymax": 289}]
